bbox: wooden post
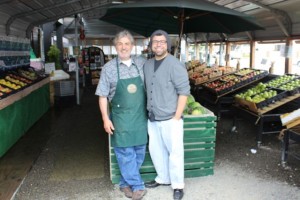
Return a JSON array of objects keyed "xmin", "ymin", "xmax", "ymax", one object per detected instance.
[
  {"xmin": 225, "ymin": 42, "xmax": 231, "ymax": 67},
  {"xmin": 236, "ymin": 59, "xmax": 240, "ymax": 71},
  {"xmin": 195, "ymin": 43, "xmax": 200, "ymax": 60},
  {"xmin": 209, "ymin": 43, "xmax": 213, "ymax": 66},
  {"xmin": 285, "ymin": 38, "xmax": 292, "ymax": 74},
  {"xmin": 269, "ymin": 61, "xmax": 275, "ymax": 74},
  {"xmin": 250, "ymin": 41, "xmax": 256, "ymax": 69}
]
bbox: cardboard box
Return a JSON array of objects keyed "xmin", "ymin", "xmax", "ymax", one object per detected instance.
[{"xmin": 280, "ymin": 108, "xmax": 300, "ymax": 128}]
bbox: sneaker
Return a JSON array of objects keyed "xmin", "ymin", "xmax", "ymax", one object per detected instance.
[
  {"xmin": 120, "ymin": 186, "xmax": 133, "ymax": 198},
  {"xmin": 132, "ymin": 189, "xmax": 147, "ymax": 200},
  {"xmin": 173, "ymin": 189, "xmax": 184, "ymax": 200}
]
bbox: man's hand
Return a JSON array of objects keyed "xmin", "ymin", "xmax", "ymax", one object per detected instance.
[
  {"xmin": 103, "ymin": 118, "xmax": 115, "ymax": 135},
  {"xmin": 172, "ymin": 116, "xmax": 182, "ymax": 121}
]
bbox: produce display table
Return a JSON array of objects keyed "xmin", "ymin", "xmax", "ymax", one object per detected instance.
[
  {"xmin": 0, "ymin": 77, "xmax": 50, "ymax": 157},
  {"xmin": 191, "ymin": 70, "xmax": 269, "ymax": 120},
  {"xmin": 281, "ymin": 126, "xmax": 300, "ymax": 166},
  {"xmin": 109, "ymin": 107, "xmax": 217, "ymax": 184},
  {"xmin": 201, "ymin": 71, "xmax": 269, "ymax": 104},
  {"xmin": 232, "ymin": 93, "xmax": 300, "ymax": 145}
]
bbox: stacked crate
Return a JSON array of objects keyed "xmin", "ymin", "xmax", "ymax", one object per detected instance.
[{"xmin": 109, "ymin": 107, "xmax": 217, "ymax": 184}]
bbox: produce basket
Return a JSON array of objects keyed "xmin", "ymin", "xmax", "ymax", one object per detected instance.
[
  {"xmin": 202, "ymin": 69, "xmax": 268, "ymax": 96},
  {"xmin": 195, "ymin": 75, "xmax": 209, "ymax": 84},
  {"xmin": 208, "ymin": 70, "xmax": 222, "ymax": 79},
  {"xmin": 109, "ymin": 107, "xmax": 217, "ymax": 184},
  {"xmin": 287, "ymin": 87, "xmax": 300, "ymax": 96},
  {"xmin": 235, "ymin": 88, "xmax": 288, "ymax": 112}
]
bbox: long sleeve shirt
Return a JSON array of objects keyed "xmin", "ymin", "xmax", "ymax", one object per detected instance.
[{"xmin": 144, "ymin": 54, "xmax": 190, "ymax": 121}]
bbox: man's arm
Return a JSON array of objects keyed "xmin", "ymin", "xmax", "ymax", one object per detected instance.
[
  {"xmin": 99, "ymin": 96, "xmax": 114, "ymax": 135},
  {"xmin": 173, "ymin": 95, "xmax": 188, "ymax": 120}
]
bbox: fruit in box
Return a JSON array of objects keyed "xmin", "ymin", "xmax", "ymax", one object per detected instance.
[
  {"xmin": 184, "ymin": 95, "xmax": 206, "ymax": 115},
  {"xmin": 278, "ymin": 79, "xmax": 300, "ymax": 91},
  {"xmin": 187, "ymin": 95, "xmax": 195, "ymax": 104},
  {"xmin": 264, "ymin": 75, "xmax": 300, "ymax": 92},
  {"xmin": 8, "ymin": 73, "xmax": 33, "ymax": 84},
  {"xmin": 5, "ymin": 76, "xmax": 27, "ymax": 87},
  {"xmin": 0, "ymin": 85, "xmax": 12, "ymax": 93},
  {"xmin": 235, "ymin": 82, "xmax": 278, "ymax": 103},
  {"xmin": 18, "ymin": 69, "xmax": 38, "ymax": 80},
  {"xmin": 0, "ymin": 79, "xmax": 21, "ymax": 90}
]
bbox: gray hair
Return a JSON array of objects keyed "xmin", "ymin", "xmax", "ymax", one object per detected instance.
[{"xmin": 113, "ymin": 30, "xmax": 134, "ymax": 45}]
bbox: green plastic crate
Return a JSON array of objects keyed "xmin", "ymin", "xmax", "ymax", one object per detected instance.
[{"xmin": 109, "ymin": 107, "xmax": 217, "ymax": 184}]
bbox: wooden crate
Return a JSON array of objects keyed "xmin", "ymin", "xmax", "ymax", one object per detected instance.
[{"xmin": 109, "ymin": 107, "xmax": 217, "ymax": 184}]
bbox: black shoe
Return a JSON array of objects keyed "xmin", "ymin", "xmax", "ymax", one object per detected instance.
[
  {"xmin": 173, "ymin": 189, "xmax": 184, "ymax": 200},
  {"xmin": 145, "ymin": 180, "xmax": 171, "ymax": 188}
]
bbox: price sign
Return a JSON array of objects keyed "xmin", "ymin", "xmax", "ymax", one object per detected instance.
[{"xmin": 45, "ymin": 62, "xmax": 55, "ymax": 74}]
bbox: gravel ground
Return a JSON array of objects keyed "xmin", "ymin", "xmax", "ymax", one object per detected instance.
[{"xmin": 12, "ymin": 89, "xmax": 300, "ymax": 200}]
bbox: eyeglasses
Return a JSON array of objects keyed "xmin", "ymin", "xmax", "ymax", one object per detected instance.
[{"xmin": 152, "ymin": 40, "xmax": 167, "ymax": 45}]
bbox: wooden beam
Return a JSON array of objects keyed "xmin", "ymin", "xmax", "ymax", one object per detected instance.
[
  {"xmin": 285, "ymin": 38, "xmax": 293, "ymax": 74},
  {"xmin": 243, "ymin": 0, "xmax": 292, "ymax": 37},
  {"xmin": 250, "ymin": 41, "xmax": 256, "ymax": 69},
  {"xmin": 225, "ymin": 42, "xmax": 231, "ymax": 67}
]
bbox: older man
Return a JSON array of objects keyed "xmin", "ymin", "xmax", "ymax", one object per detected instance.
[{"xmin": 95, "ymin": 30, "xmax": 147, "ymax": 200}]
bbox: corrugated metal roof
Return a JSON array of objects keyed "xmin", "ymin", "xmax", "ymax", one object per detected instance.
[{"xmin": 0, "ymin": 0, "xmax": 299, "ymax": 41}]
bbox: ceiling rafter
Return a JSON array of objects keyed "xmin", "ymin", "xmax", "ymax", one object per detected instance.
[
  {"xmin": 0, "ymin": 0, "xmax": 18, "ymax": 6},
  {"xmin": 64, "ymin": 18, "xmax": 76, "ymax": 33},
  {"xmin": 245, "ymin": 31, "xmax": 253, "ymax": 40},
  {"xmin": 6, "ymin": 0, "xmax": 81, "ymax": 35},
  {"xmin": 25, "ymin": 0, "xmax": 113, "ymax": 38},
  {"xmin": 243, "ymin": 0, "xmax": 292, "ymax": 37}
]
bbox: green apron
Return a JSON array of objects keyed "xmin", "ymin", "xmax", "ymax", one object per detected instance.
[{"xmin": 110, "ymin": 57, "xmax": 147, "ymax": 147}]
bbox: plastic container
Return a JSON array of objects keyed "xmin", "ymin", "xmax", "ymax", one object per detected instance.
[{"xmin": 54, "ymin": 80, "xmax": 75, "ymax": 96}]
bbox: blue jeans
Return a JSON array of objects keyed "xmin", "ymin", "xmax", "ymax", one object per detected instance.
[{"xmin": 114, "ymin": 144, "xmax": 146, "ymax": 191}]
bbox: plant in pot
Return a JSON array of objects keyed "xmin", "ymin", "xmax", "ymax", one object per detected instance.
[{"xmin": 47, "ymin": 45, "xmax": 61, "ymax": 70}]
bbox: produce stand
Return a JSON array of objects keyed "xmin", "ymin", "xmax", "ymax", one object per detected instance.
[
  {"xmin": 231, "ymin": 74, "xmax": 300, "ymax": 145},
  {"xmin": 191, "ymin": 69, "xmax": 269, "ymax": 119},
  {"xmin": 201, "ymin": 69, "xmax": 269, "ymax": 104},
  {"xmin": 0, "ymin": 77, "xmax": 50, "ymax": 157},
  {"xmin": 233, "ymin": 92, "xmax": 300, "ymax": 145},
  {"xmin": 109, "ymin": 107, "xmax": 217, "ymax": 184}
]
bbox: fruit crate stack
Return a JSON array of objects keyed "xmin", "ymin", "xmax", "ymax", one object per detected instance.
[{"xmin": 109, "ymin": 100, "xmax": 217, "ymax": 184}]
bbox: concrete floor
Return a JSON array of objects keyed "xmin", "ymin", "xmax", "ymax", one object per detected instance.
[{"xmin": 0, "ymin": 86, "xmax": 300, "ymax": 200}]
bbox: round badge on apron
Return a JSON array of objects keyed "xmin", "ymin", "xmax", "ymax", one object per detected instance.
[{"xmin": 127, "ymin": 84, "xmax": 137, "ymax": 93}]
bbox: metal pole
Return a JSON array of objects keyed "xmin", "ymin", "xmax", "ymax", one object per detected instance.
[
  {"xmin": 205, "ymin": 33, "xmax": 209, "ymax": 66},
  {"xmin": 75, "ymin": 57, "xmax": 80, "ymax": 104},
  {"xmin": 39, "ymin": 26, "xmax": 45, "ymax": 63},
  {"xmin": 75, "ymin": 15, "xmax": 80, "ymax": 105}
]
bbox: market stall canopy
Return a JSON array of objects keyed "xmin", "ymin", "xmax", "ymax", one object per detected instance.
[{"xmin": 100, "ymin": 0, "xmax": 264, "ymax": 38}]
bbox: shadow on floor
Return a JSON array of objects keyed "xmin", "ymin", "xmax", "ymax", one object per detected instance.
[{"xmin": 0, "ymin": 87, "xmax": 109, "ymax": 200}]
